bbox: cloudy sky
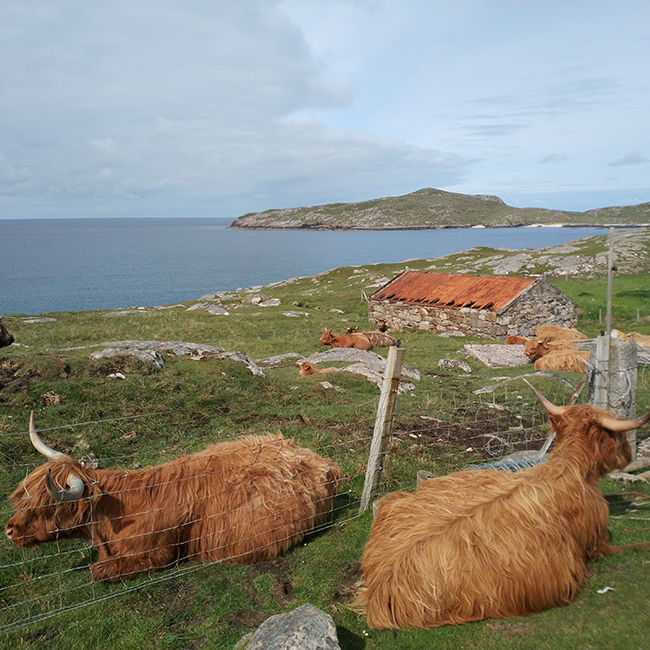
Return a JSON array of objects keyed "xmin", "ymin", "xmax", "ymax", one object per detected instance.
[{"xmin": 1, "ymin": 1, "xmax": 649, "ymax": 219}]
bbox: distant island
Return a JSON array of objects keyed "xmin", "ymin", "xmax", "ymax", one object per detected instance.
[{"xmin": 229, "ymin": 187, "xmax": 650, "ymax": 231}]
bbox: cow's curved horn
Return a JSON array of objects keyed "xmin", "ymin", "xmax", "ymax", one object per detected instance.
[
  {"xmin": 45, "ymin": 468, "xmax": 85, "ymax": 503},
  {"xmin": 29, "ymin": 411, "xmax": 66, "ymax": 460},
  {"xmin": 597, "ymin": 411, "xmax": 650, "ymax": 433},
  {"xmin": 522, "ymin": 379, "xmax": 567, "ymax": 416}
]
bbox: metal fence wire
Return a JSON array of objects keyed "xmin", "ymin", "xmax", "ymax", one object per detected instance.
[{"xmin": 1, "ymin": 361, "xmax": 649, "ymax": 633}]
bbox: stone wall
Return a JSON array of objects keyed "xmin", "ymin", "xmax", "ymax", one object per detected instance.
[{"xmin": 369, "ymin": 280, "xmax": 578, "ymax": 340}]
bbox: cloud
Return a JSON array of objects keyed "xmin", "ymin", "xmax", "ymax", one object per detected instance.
[
  {"xmin": 608, "ymin": 151, "xmax": 649, "ymax": 167},
  {"xmin": 0, "ymin": 2, "xmax": 469, "ymax": 217},
  {"xmin": 539, "ymin": 154, "xmax": 568, "ymax": 165}
]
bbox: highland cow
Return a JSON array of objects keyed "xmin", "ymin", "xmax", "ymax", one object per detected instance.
[
  {"xmin": 346, "ymin": 328, "xmax": 398, "ymax": 348},
  {"xmin": 352, "ymin": 381, "xmax": 650, "ymax": 629},
  {"xmin": 298, "ymin": 361, "xmax": 338, "ymax": 376},
  {"xmin": 0, "ymin": 318, "xmax": 14, "ymax": 348},
  {"xmin": 6, "ymin": 413, "xmax": 344, "ymax": 582},
  {"xmin": 318, "ymin": 329, "xmax": 372, "ymax": 350}
]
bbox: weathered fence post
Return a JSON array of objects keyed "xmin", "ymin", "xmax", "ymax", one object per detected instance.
[
  {"xmin": 590, "ymin": 331, "xmax": 610, "ymax": 411},
  {"xmin": 589, "ymin": 334, "xmax": 638, "ymax": 461},
  {"xmin": 359, "ymin": 345, "xmax": 405, "ymax": 514}
]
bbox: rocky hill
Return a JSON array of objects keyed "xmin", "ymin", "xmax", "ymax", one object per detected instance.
[{"xmin": 230, "ymin": 187, "xmax": 650, "ymax": 230}]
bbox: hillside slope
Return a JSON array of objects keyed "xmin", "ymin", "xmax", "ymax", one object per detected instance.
[{"xmin": 230, "ymin": 187, "xmax": 650, "ymax": 230}]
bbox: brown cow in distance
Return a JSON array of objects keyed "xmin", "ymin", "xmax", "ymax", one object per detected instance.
[
  {"xmin": 352, "ymin": 381, "xmax": 650, "ymax": 629},
  {"xmin": 298, "ymin": 361, "xmax": 338, "ymax": 376},
  {"xmin": 346, "ymin": 327, "xmax": 398, "ymax": 348},
  {"xmin": 6, "ymin": 413, "xmax": 344, "ymax": 582},
  {"xmin": 0, "ymin": 318, "xmax": 14, "ymax": 347},
  {"xmin": 318, "ymin": 329, "xmax": 372, "ymax": 350}
]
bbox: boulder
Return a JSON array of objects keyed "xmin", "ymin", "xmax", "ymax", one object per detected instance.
[{"xmin": 240, "ymin": 603, "xmax": 341, "ymax": 650}]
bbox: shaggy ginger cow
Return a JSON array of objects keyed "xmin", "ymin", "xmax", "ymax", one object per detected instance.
[
  {"xmin": 6, "ymin": 414, "xmax": 343, "ymax": 582},
  {"xmin": 318, "ymin": 329, "xmax": 372, "ymax": 350},
  {"xmin": 0, "ymin": 318, "xmax": 14, "ymax": 347},
  {"xmin": 353, "ymin": 381, "xmax": 650, "ymax": 629},
  {"xmin": 346, "ymin": 327, "xmax": 398, "ymax": 348},
  {"xmin": 298, "ymin": 361, "xmax": 338, "ymax": 376}
]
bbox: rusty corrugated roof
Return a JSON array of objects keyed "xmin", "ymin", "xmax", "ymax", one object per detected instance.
[{"xmin": 370, "ymin": 271, "xmax": 536, "ymax": 312}]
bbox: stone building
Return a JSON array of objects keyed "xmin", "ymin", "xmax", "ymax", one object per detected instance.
[{"xmin": 368, "ymin": 271, "xmax": 578, "ymax": 339}]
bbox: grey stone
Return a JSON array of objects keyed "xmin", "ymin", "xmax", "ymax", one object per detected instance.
[
  {"xmin": 243, "ymin": 603, "xmax": 340, "ymax": 650},
  {"xmin": 438, "ymin": 358, "xmax": 472, "ymax": 373},
  {"xmin": 259, "ymin": 298, "xmax": 281, "ymax": 307},
  {"xmin": 102, "ymin": 310, "xmax": 148, "ymax": 317},
  {"xmin": 242, "ymin": 293, "xmax": 268, "ymax": 305},
  {"xmin": 282, "ymin": 311, "xmax": 311, "ymax": 317},
  {"xmin": 186, "ymin": 302, "xmax": 230, "ymax": 315},
  {"xmin": 89, "ymin": 341, "xmax": 265, "ymax": 376}
]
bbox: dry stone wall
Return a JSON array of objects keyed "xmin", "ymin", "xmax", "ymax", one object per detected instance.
[{"xmin": 369, "ymin": 281, "xmax": 578, "ymax": 340}]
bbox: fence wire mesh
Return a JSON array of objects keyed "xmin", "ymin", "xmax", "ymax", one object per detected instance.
[{"xmin": 1, "ymin": 364, "xmax": 649, "ymax": 632}]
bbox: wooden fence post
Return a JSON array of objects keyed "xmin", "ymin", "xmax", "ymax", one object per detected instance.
[{"xmin": 359, "ymin": 345, "xmax": 405, "ymax": 515}]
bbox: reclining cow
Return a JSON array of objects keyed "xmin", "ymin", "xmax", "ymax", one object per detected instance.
[
  {"xmin": 318, "ymin": 329, "xmax": 372, "ymax": 350},
  {"xmin": 352, "ymin": 381, "xmax": 650, "ymax": 629},
  {"xmin": 0, "ymin": 318, "xmax": 14, "ymax": 347},
  {"xmin": 346, "ymin": 328, "xmax": 398, "ymax": 348},
  {"xmin": 6, "ymin": 413, "xmax": 344, "ymax": 582}
]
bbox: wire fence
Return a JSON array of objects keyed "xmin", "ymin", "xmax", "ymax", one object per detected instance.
[{"xmin": 1, "ymin": 361, "xmax": 649, "ymax": 633}]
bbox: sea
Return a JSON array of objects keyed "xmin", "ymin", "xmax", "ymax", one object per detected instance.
[{"xmin": 0, "ymin": 218, "xmax": 607, "ymax": 316}]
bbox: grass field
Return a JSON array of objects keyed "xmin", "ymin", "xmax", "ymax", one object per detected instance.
[{"xmin": 1, "ymin": 257, "xmax": 649, "ymax": 650}]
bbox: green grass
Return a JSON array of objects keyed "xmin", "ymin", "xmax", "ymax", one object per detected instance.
[{"xmin": 1, "ymin": 254, "xmax": 650, "ymax": 649}]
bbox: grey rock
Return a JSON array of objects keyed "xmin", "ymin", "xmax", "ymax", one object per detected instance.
[
  {"xmin": 186, "ymin": 302, "xmax": 230, "ymax": 315},
  {"xmin": 22, "ymin": 317, "xmax": 58, "ymax": 323},
  {"xmin": 243, "ymin": 603, "xmax": 340, "ymax": 650},
  {"xmin": 89, "ymin": 340, "xmax": 265, "ymax": 376},
  {"xmin": 102, "ymin": 310, "xmax": 148, "ymax": 317},
  {"xmin": 259, "ymin": 298, "xmax": 281, "ymax": 307},
  {"xmin": 91, "ymin": 347, "xmax": 165, "ymax": 369},
  {"xmin": 242, "ymin": 293, "xmax": 268, "ymax": 305},
  {"xmin": 462, "ymin": 344, "xmax": 530, "ymax": 368},
  {"xmin": 282, "ymin": 311, "xmax": 311, "ymax": 318},
  {"xmin": 257, "ymin": 353, "xmax": 305, "ymax": 367},
  {"xmin": 438, "ymin": 358, "xmax": 472, "ymax": 373}
]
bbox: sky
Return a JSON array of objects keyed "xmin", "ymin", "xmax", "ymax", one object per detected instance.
[{"xmin": 1, "ymin": 1, "xmax": 649, "ymax": 220}]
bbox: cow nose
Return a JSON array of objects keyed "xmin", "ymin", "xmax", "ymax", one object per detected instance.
[{"xmin": 5, "ymin": 524, "xmax": 14, "ymax": 540}]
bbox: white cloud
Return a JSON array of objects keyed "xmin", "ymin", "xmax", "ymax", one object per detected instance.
[
  {"xmin": 609, "ymin": 151, "xmax": 649, "ymax": 167},
  {"xmin": 1, "ymin": 1, "xmax": 649, "ymax": 217}
]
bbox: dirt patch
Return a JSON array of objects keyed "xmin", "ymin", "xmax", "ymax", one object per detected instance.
[{"xmin": 0, "ymin": 360, "xmax": 36, "ymax": 402}]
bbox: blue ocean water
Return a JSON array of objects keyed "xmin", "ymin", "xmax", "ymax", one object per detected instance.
[{"xmin": 0, "ymin": 218, "xmax": 606, "ymax": 315}]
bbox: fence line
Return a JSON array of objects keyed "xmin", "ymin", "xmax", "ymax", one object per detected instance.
[{"xmin": 2, "ymin": 347, "xmax": 649, "ymax": 633}]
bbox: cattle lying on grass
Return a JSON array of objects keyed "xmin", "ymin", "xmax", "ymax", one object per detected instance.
[
  {"xmin": 298, "ymin": 361, "xmax": 338, "ymax": 376},
  {"xmin": 536, "ymin": 325, "xmax": 587, "ymax": 341},
  {"xmin": 6, "ymin": 413, "xmax": 344, "ymax": 582},
  {"xmin": 318, "ymin": 329, "xmax": 372, "ymax": 350},
  {"xmin": 504, "ymin": 335, "xmax": 529, "ymax": 346},
  {"xmin": 0, "ymin": 318, "xmax": 14, "ymax": 347},
  {"xmin": 534, "ymin": 349, "xmax": 590, "ymax": 372},
  {"xmin": 346, "ymin": 327, "xmax": 398, "ymax": 348},
  {"xmin": 352, "ymin": 380, "xmax": 650, "ymax": 629}
]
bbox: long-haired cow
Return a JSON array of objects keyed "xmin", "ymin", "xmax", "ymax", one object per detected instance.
[
  {"xmin": 346, "ymin": 328, "xmax": 398, "ymax": 348},
  {"xmin": 0, "ymin": 318, "xmax": 14, "ymax": 347},
  {"xmin": 318, "ymin": 329, "xmax": 372, "ymax": 350},
  {"xmin": 6, "ymin": 414, "xmax": 344, "ymax": 582},
  {"xmin": 352, "ymin": 381, "xmax": 650, "ymax": 629}
]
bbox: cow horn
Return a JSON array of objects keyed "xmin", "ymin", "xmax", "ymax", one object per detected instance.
[
  {"xmin": 45, "ymin": 468, "xmax": 86, "ymax": 503},
  {"xmin": 29, "ymin": 411, "xmax": 66, "ymax": 460},
  {"xmin": 522, "ymin": 379, "xmax": 567, "ymax": 416},
  {"xmin": 597, "ymin": 411, "xmax": 650, "ymax": 433}
]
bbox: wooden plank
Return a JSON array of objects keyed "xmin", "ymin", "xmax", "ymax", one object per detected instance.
[{"xmin": 359, "ymin": 345, "xmax": 406, "ymax": 514}]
